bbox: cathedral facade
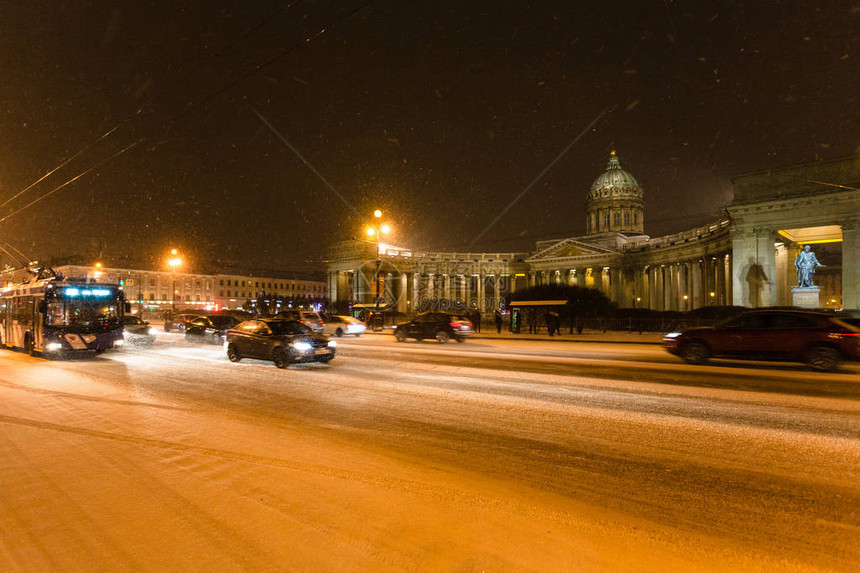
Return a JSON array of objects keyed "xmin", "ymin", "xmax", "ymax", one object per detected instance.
[{"xmin": 327, "ymin": 153, "xmax": 859, "ymax": 315}]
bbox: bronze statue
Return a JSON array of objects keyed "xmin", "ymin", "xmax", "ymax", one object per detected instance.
[{"xmin": 794, "ymin": 245, "xmax": 824, "ymax": 287}]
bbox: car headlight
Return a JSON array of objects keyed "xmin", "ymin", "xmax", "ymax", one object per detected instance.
[
  {"xmin": 114, "ymin": 339, "xmax": 125, "ymax": 346},
  {"xmin": 292, "ymin": 341, "xmax": 313, "ymax": 352},
  {"xmin": 46, "ymin": 342, "xmax": 63, "ymax": 351},
  {"xmin": 664, "ymin": 332, "xmax": 682, "ymax": 338},
  {"xmin": 148, "ymin": 327, "xmax": 158, "ymax": 336},
  {"xmin": 327, "ymin": 340, "xmax": 337, "ymax": 348}
]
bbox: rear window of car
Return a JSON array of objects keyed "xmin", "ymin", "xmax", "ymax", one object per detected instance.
[
  {"xmin": 268, "ymin": 320, "xmax": 312, "ymax": 335},
  {"xmin": 209, "ymin": 316, "xmax": 239, "ymax": 328}
]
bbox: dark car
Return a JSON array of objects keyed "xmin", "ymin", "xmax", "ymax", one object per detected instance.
[
  {"xmin": 121, "ymin": 315, "xmax": 156, "ymax": 347},
  {"xmin": 225, "ymin": 318, "xmax": 336, "ymax": 368},
  {"xmin": 394, "ymin": 312, "xmax": 473, "ymax": 343},
  {"xmin": 663, "ymin": 309, "xmax": 860, "ymax": 371},
  {"xmin": 163, "ymin": 312, "xmax": 201, "ymax": 333},
  {"xmin": 185, "ymin": 315, "xmax": 241, "ymax": 344}
]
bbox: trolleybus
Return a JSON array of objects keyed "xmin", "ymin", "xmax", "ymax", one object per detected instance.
[{"xmin": 0, "ymin": 269, "xmax": 128, "ymax": 356}]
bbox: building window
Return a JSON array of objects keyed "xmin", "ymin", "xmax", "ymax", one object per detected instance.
[
  {"xmin": 219, "ymin": 290, "xmax": 224, "ymax": 296},
  {"xmin": 184, "ymin": 295, "xmax": 190, "ymax": 301},
  {"xmin": 613, "ymin": 212, "xmax": 621, "ymax": 226},
  {"xmin": 624, "ymin": 212, "xmax": 630, "ymax": 226},
  {"xmin": 603, "ymin": 213, "xmax": 610, "ymax": 228},
  {"xmin": 219, "ymin": 279, "xmax": 224, "ymax": 285},
  {"xmin": 162, "ymin": 293, "xmax": 168, "ymax": 300},
  {"xmin": 634, "ymin": 212, "xmax": 638, "ymax": 224},
  {"xmin": 242, "ymin": 281, "xmax": 245, "ymax": 287},
  {"xmin": 196, "ymin": 295, "xmax": 201, "ymax": 301}
]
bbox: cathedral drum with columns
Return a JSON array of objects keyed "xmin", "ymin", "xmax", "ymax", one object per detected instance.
[{"xmin": 327, "ymin": 152, "xmax": 859, "ymax": 316}]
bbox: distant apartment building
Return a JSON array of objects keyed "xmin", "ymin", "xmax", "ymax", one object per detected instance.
[{"xmin": 0, "ymin": 264, "xmax": 327, "ymax": 313}]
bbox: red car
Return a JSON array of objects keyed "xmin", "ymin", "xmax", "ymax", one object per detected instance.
[{"xmin": 664, "ymin": 310, "xmax": 860, "ymax": 372}]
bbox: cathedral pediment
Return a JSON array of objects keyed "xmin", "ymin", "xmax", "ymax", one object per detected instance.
[{"xmin": 527, "ymin": 237, "xmax": 614, "ymax": 262}]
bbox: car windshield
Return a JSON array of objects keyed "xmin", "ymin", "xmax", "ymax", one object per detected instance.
[
  {"xmin": 122, "ymin": 316, "xmax": 144, "ymax": 325},
  {"xmin": 267, "ymin": 320, "xmax": 312, "ymax": 335}
]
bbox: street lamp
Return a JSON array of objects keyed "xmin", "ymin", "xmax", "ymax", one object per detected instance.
[
  {"xmin": 168, "ymin": 249, "xmax": 182, "ymax": 312},
  {"xmin": 94, "ymin": 262, "xmax": 103, "ymax": 282},
  {"xmin": 366, "ymin": 210, "xmax": 391, "ymax": 327}
]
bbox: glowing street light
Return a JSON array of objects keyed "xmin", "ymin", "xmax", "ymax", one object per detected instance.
[
  {"xmin": 366, "ymin": 211, "xmax": 391, "ymax": 328},
  {"xmin": 168, "ymin": 249, "xmax": 182, "ymax": 312},
  {"xmin": 94, "ymin": 262, "xmax": 103, "ymax": 281}
]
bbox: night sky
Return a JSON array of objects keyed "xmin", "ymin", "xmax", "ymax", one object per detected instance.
[{"xmin": 0, "ymin": 1, "xmax": 857, "ymax": 275}]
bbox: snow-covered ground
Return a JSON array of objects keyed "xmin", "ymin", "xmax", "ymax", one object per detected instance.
[{"xmin": 0, "ymin": 332, "xmax": 857, "ymax": 571}]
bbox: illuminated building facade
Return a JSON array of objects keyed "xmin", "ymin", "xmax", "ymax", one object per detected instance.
[{"xmin": 328, "ymin": 153, "xmax": 859, "ymax": 313}]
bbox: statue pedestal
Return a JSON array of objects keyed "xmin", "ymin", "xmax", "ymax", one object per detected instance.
[{"xmin": 792, "ymin": 286, "xmax": 820, "ymax": 309}]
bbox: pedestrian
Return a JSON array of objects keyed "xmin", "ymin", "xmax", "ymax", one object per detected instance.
[
  {"xmin": 471, "ymin": 310, "xmax": 481, "ymax": 333},
  {"xmin": 545, "ymin": 311, "xmax": 554, "ymax": 336},
  {"xmin": 527, "ymin": 309, "xmax": 536, "ymax": 334},
  {"xmin": 494, "ymin": 310, "xmax": 503, "ymax": 333},
  {"xmin": 549, "ymin": 311, "xmax": 560, "ymax": 336}
]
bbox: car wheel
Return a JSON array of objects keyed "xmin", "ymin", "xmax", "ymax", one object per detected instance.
[
  {"xmin": 273, "ymin": 349, "xmax": 290, "ymax": 369},
  {"xmin": 681, "ymin": 341, "xmax": 709, "ymax": 365},
  {"xmin": 395, "ymin": 330, "xmax": 407, "ymax": 343},
  {"xmin": 318, "ymin": 355, "xmax": 333, "ymax": 364},
  {"xmin": 436, "ymin": 331, "xmax": 451, "ymax": 343},
  {"xmin": 335, "ymin": 328, "xmax": 344, "ymax": 337},
  {"xmin": 185, "ymin": 334, "xmax": 193, "ymax": 343},
  {"xmin": 455, "ymin": 336, "xmax": 465, "ymax": 343},
  {"xmin": 805, "ymin": 345, "xmax": 840, "ymax": 372},
  {"xmin": 226, "ymin": 344, "xmax": 242, "ymax": 362}
]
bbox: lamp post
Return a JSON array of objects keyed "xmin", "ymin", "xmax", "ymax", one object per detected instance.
[
  {"xmin": 366, "ymin": 210, "xmax": 391, "ymax": 328},
  {"xmin": 168, "ymin": 249, "xmax": 182, "ymax": 312}
]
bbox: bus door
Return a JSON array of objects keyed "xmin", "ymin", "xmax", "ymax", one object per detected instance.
[{"xmin": 10, "ymin": 297, "xmax": 35, "ymax": 350}]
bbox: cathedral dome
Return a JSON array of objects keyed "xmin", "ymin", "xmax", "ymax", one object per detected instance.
[
  {"xmin": 585, "ymin": 150, "xmax": 645, "ymax": 235},
  {"xmin": 588, "ymin": 150, "xmax": 642, "ymax": 200}
]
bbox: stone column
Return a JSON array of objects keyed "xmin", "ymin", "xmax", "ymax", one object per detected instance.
[
  {"xmin": 411, "ymin": 273, "xmax": 420, "ymax": 309},
  {"xmin": 692, "ymin": 260, "xmax": 702, "ymax": 308},
  {"xmin": 654, "ymin": 265, "xmax": 664, "ymax": 311},
  {"xmin": 397, "ymin": 274, "xmax": 408, "ymax": 313},
  {"xmin": 843, "ymin": 220, "xmax": 859, "ymax": 309},
  {"xmin": 715, "ymin": 258, "xmax": 726, "ymax": 306},
  {"xmin": 493, "ymin": 276, "xmax": 501, "ymax": 310}
]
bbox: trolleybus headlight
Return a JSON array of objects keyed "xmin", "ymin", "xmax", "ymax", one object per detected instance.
[{"xmin": 46, "ymin": 342, "xmax": 63, "ymax": 351}]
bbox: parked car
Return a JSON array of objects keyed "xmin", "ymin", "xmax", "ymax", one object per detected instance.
[
  {"xmin": 121, "ymin": 315, "xmax": 156, "ymax": 347},
  {"xmin": 323, "ymin": 315, "xmax": 366, "ymax": 337},
  {"xmin": 276, "ymin": 309, "xmax": 324, "ymax": 333},
  {"xmin": 225, "ymin": 318, "xmax": 336, "ymax": 368},
  {"xmin": 163, "ymin": 312, "xmax": 202, "ymax": 333},
  {"xmin": 185, "ymin": 315, "xmax": 241, "ymax": 344},
  {"xmin": 663, "ymin": 309, "xmax": 860, "ymax": 371},
  {"xmin": 394, "ymin": 312, "xmax": 473, "ymax": 343}
]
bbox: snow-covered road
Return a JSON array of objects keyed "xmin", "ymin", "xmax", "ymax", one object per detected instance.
[{"xmin": 0, "ymin": 332, "xmax": 857, "ymax": 571}]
